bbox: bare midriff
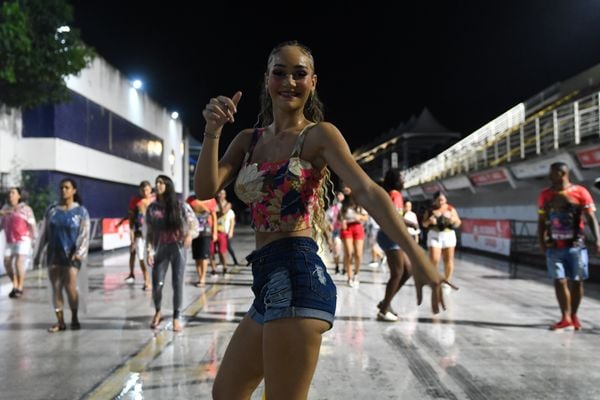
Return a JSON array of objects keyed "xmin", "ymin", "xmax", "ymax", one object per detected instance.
[{"xmin": 255, "ymin": 228, "xmax": 313, "ymax": 249}]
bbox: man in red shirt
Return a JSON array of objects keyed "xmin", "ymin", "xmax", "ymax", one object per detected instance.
[
  {"xmin": 538, "ymin": 162, "xmax": 600, "ymax": 331},
  {"xmin": 122, "ymin": 181, "xmax": 154, "ymax": 289}
]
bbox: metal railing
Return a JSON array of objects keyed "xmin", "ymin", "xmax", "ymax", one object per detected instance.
[{"xmin": 404, "ymin": 89, "xmax": 600, "ymax": 187}]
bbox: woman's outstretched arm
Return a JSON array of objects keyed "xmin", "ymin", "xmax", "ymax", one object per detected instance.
[{"xmin": 313, "ymin": 122, "xmax": 449, "ymax": 313}]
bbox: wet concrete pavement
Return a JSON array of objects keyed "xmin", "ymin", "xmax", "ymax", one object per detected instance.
[{"xmin": 1, "ymin": 226, "xmax": 600, "ymax": 399}]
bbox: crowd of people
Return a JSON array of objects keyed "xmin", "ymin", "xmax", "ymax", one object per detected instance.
[{"xmin": 0, "ymin": 40, "xmax": 598, "ymax": 399}]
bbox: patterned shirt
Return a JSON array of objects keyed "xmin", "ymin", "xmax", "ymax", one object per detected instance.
[
  {"xmin": 37, "ymin": 203, "xmax": 90, "ymax": 266},
  {"xmin": 0, "ymin": 202, "xmax": 37, "ymax": 244},
  {"xmin": 538, "ymin": 184, "xmax": 596, "ymax": 248},
  {"xmin": 234, "ymin": 125, "xmax": 321, "ymax": 232}
]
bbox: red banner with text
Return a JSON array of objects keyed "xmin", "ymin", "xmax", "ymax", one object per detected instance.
[
  {"xmin": 102, "ymin": 218, "xmax": 131, "ymax": 251},
  {"xmin": 460, "ymin": 219, "xmax": 511, "ymax": 256}
]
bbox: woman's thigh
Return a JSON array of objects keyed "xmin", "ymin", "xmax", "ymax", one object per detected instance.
[
  {"xmin": 442, "ymin": 247, "xmax": 455, "ymax": 265},
  {"xmin": 342, "ymin": 238, "xmax": 354, "ymax": 256},
  {"xmin": 263, "ymin": 318, "xmax": 329, "ymax": 400},
  {"xmin": 213, "ymin": 314, "xmax": 264, "ymax": 399}
]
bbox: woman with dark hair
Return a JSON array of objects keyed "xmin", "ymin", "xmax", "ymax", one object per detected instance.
[
  {"xmin": 1, "ymin": 187, "xmax": 37, "ymax": 298},
  {"xmin": 375, "ymin": 170, "xmax": 422, "ymax": 321},
  {"xmin": 145, "ymin": 175, "xmax": 198, "ymax": 332},
  {"xmin": 195, "ymin": 40, "xmax": 448, "ymax": 399},
  {"xmin": 339, "ymin": 189, "xmax": 368, "ymax": 287},
  {"xmin": 422, "ymin": 191, "xmax": 461, "ymax": 286},
  {"xmin": 34, "ymin": 178, "xmax": 90, "ymax": 332}
]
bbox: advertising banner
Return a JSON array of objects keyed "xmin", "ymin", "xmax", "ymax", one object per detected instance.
[
  {"xmin": 575, "ymin": 146, "xmax": 600, "ymax": 169},
  {"xmin": 102, "ymin": 218, "xmax": 131, "ymax": 251},
  {"xmin": 460, "ymin": 218, "xmax": 511, "ymax": 256}
]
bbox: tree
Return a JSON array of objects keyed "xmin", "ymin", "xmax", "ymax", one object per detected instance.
[
  {"xmin": 0, "ymin": 0, "xmax": 94, "ymax": 109},
  {"xmin": 21, "ymin": 171, "xmax": 54, "ymax": 221}
]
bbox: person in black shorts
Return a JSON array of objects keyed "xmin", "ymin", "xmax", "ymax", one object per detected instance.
[{"xmin": 187, "ymin": 194, "xmax": 217, "ymax": 287}]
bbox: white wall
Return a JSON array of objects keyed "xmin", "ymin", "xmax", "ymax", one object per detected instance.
[
  {"xmin": 0, "ymin": 108, "xmax": 23, "ymax": 186},
  {"xmin": 64, "ymin": 57, "xmax": 184, "ymax": 191},
  {"xmin": 1, "ymin": 57, "xmax": 184, "ymax": 191},
  {"xmin": 18, "ymin": 137, "xmax": 165, "ymax": 186}
]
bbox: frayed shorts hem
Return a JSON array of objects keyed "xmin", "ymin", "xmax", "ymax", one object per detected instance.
[{"xmin": 248, "ymin": 305, "xmax": 334, "ymax": 330}]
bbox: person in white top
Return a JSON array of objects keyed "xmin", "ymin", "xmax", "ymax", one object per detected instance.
[
  {"xmin": 1, "ymin": 187, "xmax": 37, "ymax": 298},
  {"xmin": 339, "ymin": 187, "xmax": 369, "ymax": 287},
  {"xmin": 404, "ymin": 201, "xmax": 420, "ymax": 243},
  {"xmin": 223, "ymin": 207, "xmax": 240, "ymax": 265}
]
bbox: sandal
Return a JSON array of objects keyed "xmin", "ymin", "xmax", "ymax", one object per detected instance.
[
  {"xmin": 172, "ymin": 319, "xmax": 183, "ymax": 332},
  {"xmin": 48, "ymin": 323, "xmax": 67, "ymax": 333},
  {"xmin": 150, "ymin": 315, "xmax": 162, "ymax": 329},
  {"xmin": 14, "ymin": 289, "xmax": 23, "ymax": 298}
]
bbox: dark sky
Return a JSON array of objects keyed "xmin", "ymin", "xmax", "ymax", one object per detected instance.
[{"xmin": 70, "ymin": 0, "xmax": 600, "ymax": 151}]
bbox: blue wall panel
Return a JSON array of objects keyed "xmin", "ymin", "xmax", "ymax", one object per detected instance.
[
  {"xmin": 22, "ymin": 105, "xmax": 55, "ymax": 137},
  {"xmin": 21, "ymin": 90, "xmax": 163, "ymax": 169},
  {"xmin": 54, "ymin": 92, "xmax": 88, "ymax": 145},
  {"xmin": 88, "ymin": 102, "xmax": 110, "ymax": 152},
  {"xmin": 25, "ymin": 170, "xmax": 141, "ymax": 219},
  {"xmin": 111, "ymin": 116, "xmax": 162, "ymax": 169}
]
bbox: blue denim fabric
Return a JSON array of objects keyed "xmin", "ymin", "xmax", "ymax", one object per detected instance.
[
  {"xmin": 246, "ymin": 237, "xmax": 337, "ymax": 329},
  {"xmin": 376, "ymin": 229, "xmax": 401, "ymax": 251},
  {"xmin": 546, "ymin": 247, "xmax": 589, "ymax": 281}
]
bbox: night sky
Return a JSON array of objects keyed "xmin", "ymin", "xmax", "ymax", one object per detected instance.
[{"xmin": 70, "ymin": 1, "xmax": 600, "ymax": 152}]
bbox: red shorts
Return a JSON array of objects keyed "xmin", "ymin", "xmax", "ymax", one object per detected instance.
[
  {"xmin": 210, "ymin": 232, "xmax": 228, "ymax": 256},
  {"xmin": 340, "ymin": 222, "xmax": 365, "ymax": 240}
]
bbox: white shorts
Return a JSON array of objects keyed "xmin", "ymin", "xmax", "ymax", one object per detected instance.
[
  {"xmin": 427, "ymin": 230, "xmax": 456, "ymax": 249},
  {"xmin": 4, "ymin": 240, "xmax": 32, "ymax": 257},
  {"xmin": 135, "ymin": 237, "xmax": 146, "ymax": 261}
]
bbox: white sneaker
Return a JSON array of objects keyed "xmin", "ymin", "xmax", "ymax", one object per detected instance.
[
  {"xmin": 442, "ymin": 282, "xmax": 453, "ymax": 294},
  {"xmin": 124, "ymin": 277, "xmax": 135, "ymax": 284},
  {"xmin": 378, "ymin": 257, "xmax": 387, "ymax": 268},
  {"xmin": 377, "ymin": 311, "xmax": 399, "ymax": 322},
  {"xmin": 368, "ymin": 261, "xmax": 379, "ymax": 268},
  {"xmin": 352, "ymin": 276, "xmax": 360, "ymax": 288},
  {"xmin": 347, "ymin": 279, "xmax": 355, "ymax": 288}
]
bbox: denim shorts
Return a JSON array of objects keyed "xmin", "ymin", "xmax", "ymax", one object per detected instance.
[
  {"xmin": 246, "ymin": 237, "xmax": 337, "ymax": 329},
  {"xmin": 546, "ymin": 247, "xmax": 589, "ymax": 281},
  {"xmin": 376, "ymin": 230, "xmax": 401, "ymax": 251}
]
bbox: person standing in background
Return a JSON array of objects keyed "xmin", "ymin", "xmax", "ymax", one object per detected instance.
[
  {"xmin": 214, "ymin": 189, "xmax": 233, "ymax": 273},
  {"xmin": 35, "ymin": 178, "xmax": 90, "ymax": 332},
  {"xmin": 187, "ymin": 194, "xmax": 218, "ymax": 287},
  {"xmin": 375, "ymin": 170, "xmax": 425, "ymax": 322},
  {"xmin": 538, "ymin": 162, "xmax": 600, "ymax": 331},
  {"xmin": 145, "ymin": 175, "xmax": 199, "ymax": 332},
  {"xmin": 1, "ymin": 187, "xmax": 37, "ymax": 298},
  {"xmin": 224, "ymin": 203, "xmax": 240, "ymax": 266},
  {"xmin": 404, "ymin": 201, "xmax": 420, "ymax": 243},
  {"xmin": 422, "ymin": 191, "xmax": 461, "ymax": 287},
  {"xmin": 326, "ymin": 191, "xmax": 344, "ymax": 274},
  {"xmin": 124, "ymin": 181, "xmax": 154, "ymax": 290},
  {"xmin": 339, "ymin": 190, "xmax": 368, "ymax": 287}
]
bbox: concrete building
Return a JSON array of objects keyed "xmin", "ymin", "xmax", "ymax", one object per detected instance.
[{"xmin": 0, "ymin": 56, "xmax": 188, "ymax": 219}]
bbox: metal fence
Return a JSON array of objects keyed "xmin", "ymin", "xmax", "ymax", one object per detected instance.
[{"xmin": 404, "ymin": 90, "xmax": 600, "ymax": 187}]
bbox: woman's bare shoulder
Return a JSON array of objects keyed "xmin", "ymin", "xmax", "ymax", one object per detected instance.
[{"xmin": 228, "ymin": 128, "xmax": 257, "ymax": 151}]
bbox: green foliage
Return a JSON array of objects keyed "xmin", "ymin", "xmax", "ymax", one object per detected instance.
[
  {"xmin": 0, "ymin": 0, "xmax": 94, "ymax": 109},
  {"xmin": 21, "ymin": 171, "xmax": 55, "ymax": 221}
]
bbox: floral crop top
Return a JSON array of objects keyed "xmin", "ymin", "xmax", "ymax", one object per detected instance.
[{"xmin": 234, "ymin": 124, "xmax": 322, "ymax": 232}]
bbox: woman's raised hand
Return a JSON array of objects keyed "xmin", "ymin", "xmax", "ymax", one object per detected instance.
[{"xmin": 203, "ymin": 91, "xmax": 243, "ymax": 135}]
